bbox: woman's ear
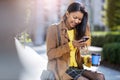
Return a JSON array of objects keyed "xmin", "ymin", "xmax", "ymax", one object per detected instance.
[{"xmin": 66, "ymin": 11, "xmax": 69, "ymax": 18}]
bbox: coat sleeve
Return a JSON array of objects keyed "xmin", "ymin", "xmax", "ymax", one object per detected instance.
[
  {"xmin": 85, "ymin": 22, "xmax": 91, "ymax": 46},
  {"xmin": 46, "ymin": 25, "xmax": 70, "ymax": 60}
]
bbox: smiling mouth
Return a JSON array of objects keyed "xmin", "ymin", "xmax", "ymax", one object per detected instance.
[
  {"xmin": 69, "ymin": 24, "xmax": 76, "ymax": 30},
  {"xmin": 72, "ymin": 23, "xmax": 76, "ymax": 27}
]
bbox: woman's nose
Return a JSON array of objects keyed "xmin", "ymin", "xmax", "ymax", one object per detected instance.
[{"xmin": 75, "ymin": 19, "xmax": 80, "ymax": 24}]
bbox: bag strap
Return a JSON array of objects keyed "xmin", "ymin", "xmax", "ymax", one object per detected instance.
[
  {"xmin": 56, "ymin": 25, "xmax": 61, "ymax": 80},
  {"xmin": 56, "ymin": 25, "xmax": 61, "ymax": 46}
]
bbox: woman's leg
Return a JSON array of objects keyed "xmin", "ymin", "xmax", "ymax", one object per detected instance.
[
  {"xmin": 77, "ymin": 76, "xmax": 89, "ymax": 80},
  {"xmin": 82, "ymin": 70, "xmax": 105, "ymax": 80}
]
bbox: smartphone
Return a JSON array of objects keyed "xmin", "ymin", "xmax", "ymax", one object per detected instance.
[{"xmin": 80, "ymin": 37, "xmax": 89, "ymax": 42}]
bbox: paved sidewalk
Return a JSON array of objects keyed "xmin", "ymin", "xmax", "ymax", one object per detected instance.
[{"xmin": 98, "ymin": 66, "xmax": 120, "ymax": 80}]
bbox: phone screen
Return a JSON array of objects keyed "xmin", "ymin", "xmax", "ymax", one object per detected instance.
[{"xmin": 80, "ymin": 37, "xmax": 89, "ymax": 42}]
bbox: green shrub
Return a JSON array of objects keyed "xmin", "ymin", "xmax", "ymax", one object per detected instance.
[
  {"xmin": 107, "ymin": 0, "xmax": 120, "ymax": 31},
  {"xmin": 91, "ymin": 32, "xmax": 107, "ymax": 47},
  {"xmin": 91, "ymin": 36, "xmax": 105, "ymax": 47},
  {"xmin": 105, "ymin": 34, "xmax": 120, "ymax": 44},
  {"xmin": 91, "ymin": 31, "xmax": 120, "ymax": 47},
  {"xmin": 94, "ymin": 25, "xmax": 105, "ymax": 31},
  {"xmin": 17, "ymin": 32, "xmax": 32, "ymax": 44},
  {"xmin": 102, "ymin": 43, "xmax": 120, "ymax": 64}
]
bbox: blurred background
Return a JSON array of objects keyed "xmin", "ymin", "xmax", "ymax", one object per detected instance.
[{"xmin": 0, "ymin": 0, "xmax": 120, "ymax": 80}]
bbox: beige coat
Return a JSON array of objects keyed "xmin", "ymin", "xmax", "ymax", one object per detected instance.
[{"xmin": 46, "ymin": 21, "xmax": 91, "ymax": 80}]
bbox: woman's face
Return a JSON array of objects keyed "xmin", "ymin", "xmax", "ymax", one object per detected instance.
[{"xmin": 66, "ymin": 11, "xmax": 84, "ymax": 30}]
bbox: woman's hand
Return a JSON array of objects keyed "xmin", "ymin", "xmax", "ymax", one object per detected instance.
[
  {"xmin": 83, "ymin": 55, "xmax": 92, "ymax": 67},
  {"xmin": 72, "ymin": 39, "xmax": 86, "ymax": 48},
  {"xmin": 87, "ymin": 57, "xmax": 92, "ymax": 64}
]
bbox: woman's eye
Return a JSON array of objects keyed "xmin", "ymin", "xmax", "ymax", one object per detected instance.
[{"xmin": 73, "ymin": 16, "xmax": 77, "ymax": 19}]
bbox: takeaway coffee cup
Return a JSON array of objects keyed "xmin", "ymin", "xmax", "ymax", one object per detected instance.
[{"xmin": 92, "ymin": 53, "xmax": 101, "ymax": 66}]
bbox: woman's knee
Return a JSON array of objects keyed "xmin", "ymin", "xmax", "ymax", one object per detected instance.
[
  {"xmin": 96, "ymin": 73, "xmax": 105, "ymax": 80},
  {"xmin": 77, "ymin": 76, "xmax": 89, "ymax": 80}
]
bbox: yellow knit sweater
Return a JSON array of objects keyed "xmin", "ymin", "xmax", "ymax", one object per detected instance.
[
  {"xmin": 67, "ymin": 29, "xmax": 78, "ymax": 67},
  {"xmin": 67, "ymin": 30, "xmax": 92, "ymax": 68}
]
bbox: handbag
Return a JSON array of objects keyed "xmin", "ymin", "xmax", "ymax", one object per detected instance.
[
  {"xmin": 40, "ymin": 70, "xmax": 55, "ymax": 80},
  {"xmin": 40, "ymin": 24, "xmax": 61, "ymax": 80}
]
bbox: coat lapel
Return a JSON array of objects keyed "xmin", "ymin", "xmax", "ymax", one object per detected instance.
[{"xmin": 59, "ymin": 21, "xmax": 70, "ymax": 45}]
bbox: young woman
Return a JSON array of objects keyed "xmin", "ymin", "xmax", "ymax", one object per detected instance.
[{"xmin": 46, "ymin": 2, "xmax": 105, "ymax": 80}]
